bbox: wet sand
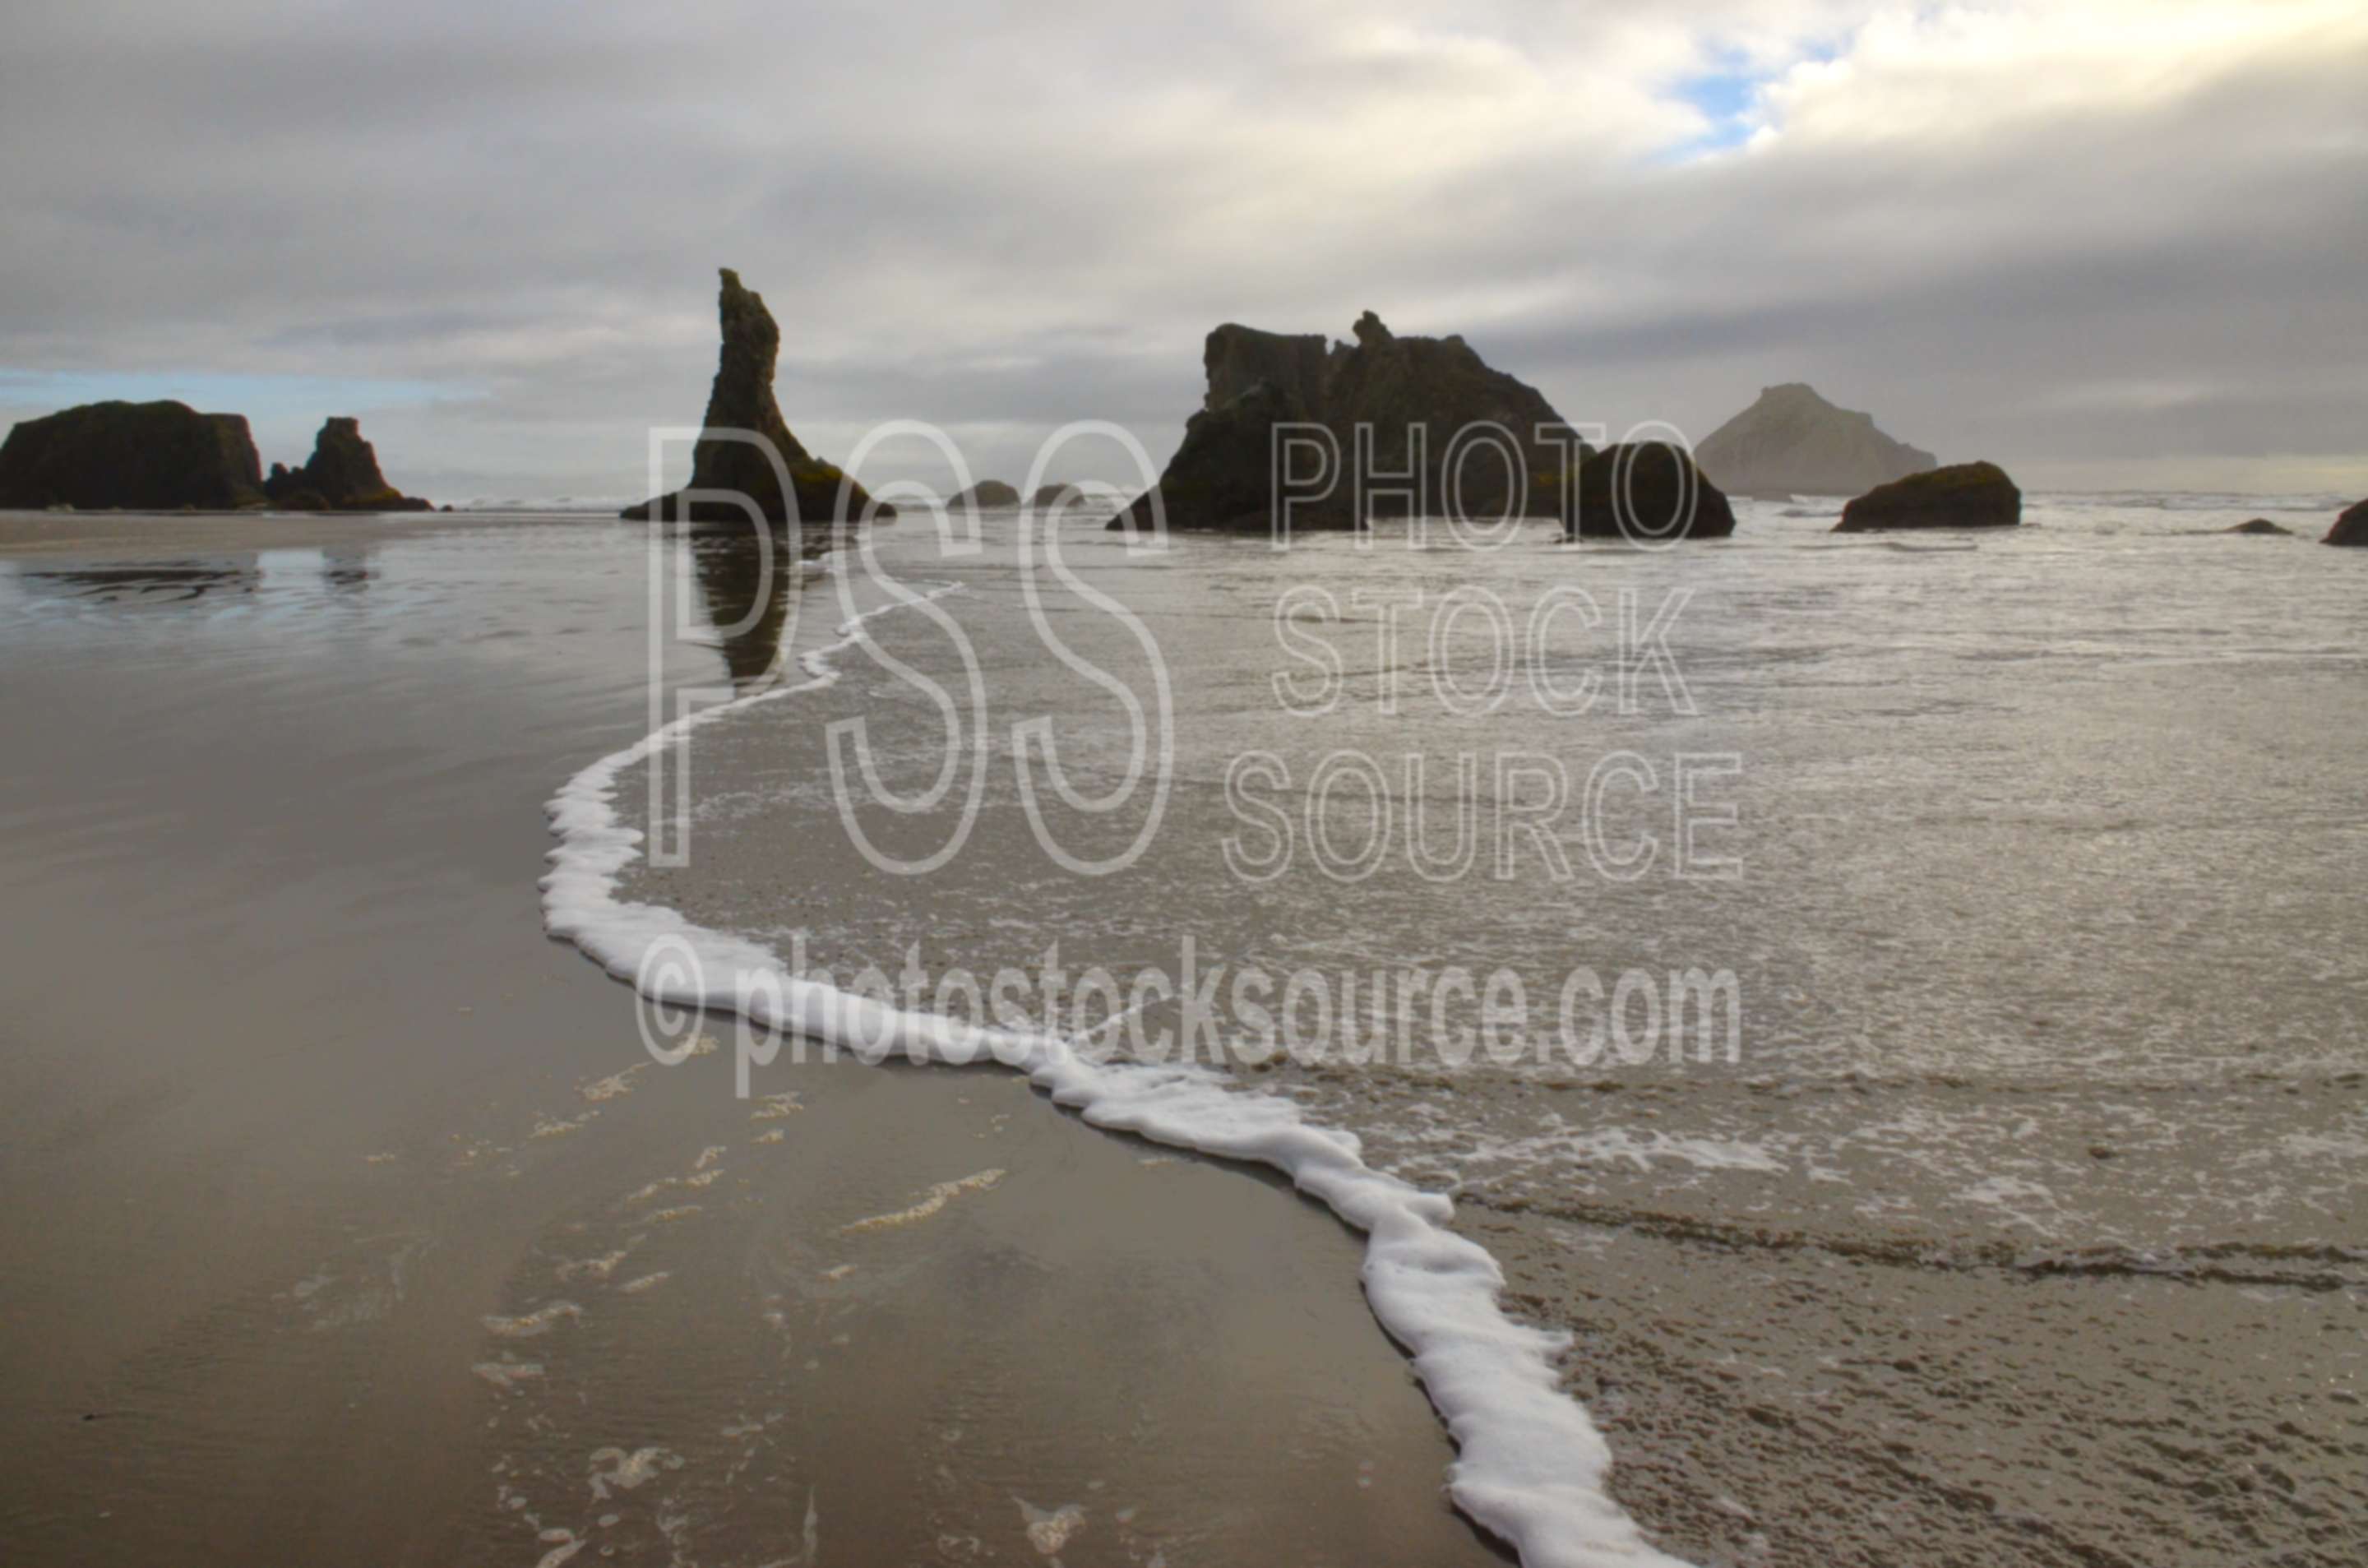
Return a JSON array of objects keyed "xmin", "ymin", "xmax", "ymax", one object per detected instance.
[
  {"xmin": 612, "ymin": 497, "xmax": 2367, "ymax": 1568},
  {"xmin": 0, "ymin": 512, "xmax": 1507, "ymax": 1566}
]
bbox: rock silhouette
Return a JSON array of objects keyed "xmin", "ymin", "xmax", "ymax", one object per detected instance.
[
  {"xmin": 0, "ymin": 400, "xmax": 266, "ymax": 510},
  {"xmin": 2324, "ymin": 499, "xmax": 2368, "ymax": 546},
  {"xmin": 622, "ymin": 268, "xmax": 890, "ymax": 525},
  {"xmin": 1564, "ymin": 442, "xmax": 1737, "ymax": 540},
  {"xmin": 264, "ymin": 417, "xmax": 432, "ymax": 511},
  {"xmin": 945, "ymin": 480, "xmax": 1020, "ymax": 509},
  {"xmin": 1696, "ymin": 383, "xmax": 1935, "ymax": 499},
  {"xmin": 1032, "ymin": 483, "xmax": 1086, "ymax": 507},
  {"xmin": 1108, "ymin": 312, "xmax": 1576, "ymax": 533},
  {"xmin": 2226, "ymin": 518, "xmax": 2292, "ymax": 536},
  {"xmin": 1835, "ymin": 461, "xmax": 2021, "ymax": 531}
]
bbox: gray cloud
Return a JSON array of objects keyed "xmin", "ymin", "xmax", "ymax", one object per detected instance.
[{"xmin": 2, "ymin": 1, "xmax": 2361, "ymax": 501}]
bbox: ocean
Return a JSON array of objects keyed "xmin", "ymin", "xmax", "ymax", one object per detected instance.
[
  {"xmin": 2, "ymin": 494, "xmax": 2359, "ymax": 1567},
  {"xmin": 584, "ymin": 490, "xmax": 2368, "ymax": 1566}
]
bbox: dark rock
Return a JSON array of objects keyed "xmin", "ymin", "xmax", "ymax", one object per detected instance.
[
  {"xmin": 1109, "ymin": 311, "xmax": 1577, "ymax": 534},
  {"xmin": 1564, "ymin": 443, "xmax": 1736, "ymax": 541},
  {"xmin": 1835, "ymin": 461, "xmax": 2021, "ymax": 531},
  {"xmin": 1031, "ymin": 483, "xmax": 1086, "ymax": 507},
  {"xmin": 2324, "ymin": 499, "xmax": 2368, "ymax": 547},
  {"xmin": 945, "ymin": 480, "xmax": 1021, "ymax": 509},
  {"xmin": 622, "ymin": 268, "xmax": 890, "ymax": 525},
  {"xmin": 0, "ymin": 400, "xmax": 266, "ymax": 510},
  {"xmin": 2226, "ymin": 518, "xmax": 2292, "ymax": 536},
  {"xmin": 264, "ymin": 418, "xmax": 432, "ymax": 511},
  {"xmin": 1696, "ymin": 383, "xmax": 1935, "ymax": 498}
]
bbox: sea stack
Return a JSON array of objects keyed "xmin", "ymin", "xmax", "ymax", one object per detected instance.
[
  {"xmin": 2226, "ymin": 518, "xmax": 2292, "ymax": 536},
  {"xmin": 622, "ymin": 268, "xmax": 890, "ymax": 525},
  {"xmin": 1032, "ymin": 483, "xmax": 1086, "ymax": 507},
  {"xmin": 2324, "ymin": 499, "xmax": 2368, "ymax": 546},
  {"xmin": 1834, "ymin": 461, "xmax": 2021, "ymax": 531},
  {"xmin": 0, "ymin": 400, "xmax": 266, "ymax": 511},
  {"xmin": 945, "ymin": 480, "xmax": 1021, "ymax": 509},
  {"xmin": 1108, "ymin": 311, "xmax": 1576, "ymax": 533},
  {"xmin": 1695, "ymin": 383, "xmax": 1936, "ymax": 499},
  {"xmin": 1564, "ymin": 442, "xmax": 1737, "ymax": 540},
  {"xmin": 264, "ymin": 417, "xmax": 432, "ymax": 511}
]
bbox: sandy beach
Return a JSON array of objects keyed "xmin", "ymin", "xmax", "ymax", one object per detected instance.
[
  {"xmin": 605, "ymin": 493, "xmax": 2366, "ymax": 1568},
  {"xmin": 0, "ymin": 511, "xmax": 1507, "ymax": 1567}
]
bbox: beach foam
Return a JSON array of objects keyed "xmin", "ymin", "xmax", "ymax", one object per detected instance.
[{"xmin": 541, "ymin": 563, "xmax": 1695, "ymax": 1568}]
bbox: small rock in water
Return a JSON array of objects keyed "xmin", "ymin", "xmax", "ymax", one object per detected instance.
[{"xmin": 2323, "ymin": 497, "xmax": 2368, "ymax": 546}]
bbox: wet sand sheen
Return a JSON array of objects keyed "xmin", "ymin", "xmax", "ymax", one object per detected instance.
[
  {"xmin": 0, "ymin": 513, "xmax": 1507, "ymax": 1567},
  {"xmin": 612, "ymin": 495, "xmax": 2366, "ymax": 1568}
]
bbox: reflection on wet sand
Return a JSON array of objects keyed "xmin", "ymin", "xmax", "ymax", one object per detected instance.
[
  {"xmin": 681, "ymin": 521, "xmax": 837, "ymax": 689},
  {"xmin": 7, "ymin": 543, "xmax": 378, "ymax": 606},
  {"xmin": 15, "ymin": 562, "xmax": 261, "ymax": 604}
]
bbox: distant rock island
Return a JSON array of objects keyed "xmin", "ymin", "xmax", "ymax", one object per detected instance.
[
  {"xmin": 0, "ymin": 400, "xmax": 434, "ymax": 512},
  {"xmin": 2227, "ymin": 518, "xmax": 2292, "ymax": 536},
  {"xmin": 1834, "ymin": 460, "xmax": 2021, "ymax": 530},
  {"xmin": 945, "ymin": 480, "xmax": 1020, "ymax": 509},
  {"xmin": 622, "ymin": 268, "xmax": 890, "ymax": 525},
  {"xmin": 2324, "ymin": 499, "xmax": 2367, "ymax": 546},
  {"xmin": 1031, "ymin": 483, "xmax": 1086, "ymax": 507},
  {"xmin": 1566, "ymin": 442, "xmax": 1736, "ymax": 540},
  {"xmin": 1697, "ymin": 383, "xmax": 1936, "ymax": 499},
  {"xmin": 263, "ymin": 417, "xmax": 432, "ymax": 511},
  {"xmin": 1108, "ymin": 311, "xmax": 1575, "ymax": 532},
  {"xmin": 0, "ymin": 399, "xmax": 267, "ymax": 511}
]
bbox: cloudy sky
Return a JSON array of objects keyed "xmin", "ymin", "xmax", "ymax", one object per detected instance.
[{"xmin": 2, "ymin": 0, "xmax": 2362, "ymax": 502}]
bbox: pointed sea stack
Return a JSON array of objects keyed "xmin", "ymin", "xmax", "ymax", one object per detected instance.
[
  {"xmin": 622, "ymin": 269, "xmax": 890, "ymax": 525},
  {"xmin": 0, "ymin": 400, "xmax": 266, "ymax": 510},
  {"xmin": 1835, "ymin": 461, "xmax": 2021, "ymax": 531},
  {"xmin": 264, "ymin": 417, "xmax": 432, "ymax": 511},
  {"xmin": 2324, "ymin": 499, "xmax": 2368, "ymax": 546},
  {"xmin": 1696, "ymin": 383, "xmax": 1935, "ymax": 499},
  {"xmin": 1108, "ymin": 312, "xmax": 1576, "ymax": 534},
  {"xmin": 1563, "ymin": 443, "xmax": 1736, "ymax": 540}
]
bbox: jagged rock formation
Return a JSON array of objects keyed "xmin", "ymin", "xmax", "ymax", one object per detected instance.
[
  {"xmin": 622, "ymin": 268, "xmax": 890, "ymax": 525},
  {"xmin": 2227, "ymin": 518, "xmax": 2292, "ymax": 536},
  {"xmin": 1031, "ymin": 483, "xmax": 1086, "ymax": 507},
  {"xmin": 1834, "ymin": 461, "xmax": 2021, "ymax": 531},
  {"xmin": 2324, "ymin": 500, "xmax": 2368, "ymax": 546},
  {"xmin": 264, "ymin": 417, "xmax": 432, "ymax": 511},
  {"xmin": 0, "ymin": 400, "xmax": 266, "ymax": 510},
  {"xmin": 1696, "ymin": 383, "xmax": 1936, "ymax": 498},
  {"xmin": 1108, "ymin": 312, "xmax": 1576, "ymax": 533},
  {"xmin": 1564, "ymin": 443, "xmax": 1737, "ymax": 540},
  {"xmin": 945, "ymin": 480, "xmax": 1020, "ymax": 509}
]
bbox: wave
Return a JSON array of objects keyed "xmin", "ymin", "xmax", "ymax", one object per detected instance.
[
  {"xmin": 539, "ymin": 555, "xmax": 1693, "ymax": 1568},
  {"xmin": 453, "ymin": 496, "xmax": 639, "ymax": 513},
  {"xmin": 2040, "ymin": 491, "xmax": 2350, "ymax": 514},
  {"xmin": 1459, "ymin": 1191, "xmax": 2365, "ymax": 1292}
]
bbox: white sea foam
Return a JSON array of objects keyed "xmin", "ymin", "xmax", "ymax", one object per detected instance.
[
  {"xmin": 541, "ymin": 564, "xmax": 1695, "ymax": 1568},
  {"xmin": 483, "ymin": 1302, "xmax": 583, "ymax": 1339},
  {"xmin": 842, "ymin": 1168, "xmax": 1005, "ymax": 1234}
]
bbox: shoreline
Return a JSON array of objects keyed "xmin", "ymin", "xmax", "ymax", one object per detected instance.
[
  {"xmin": 543, "ymin": 549, "xmax": 1684, "ymax": 1568},
  {"xmin": 0, "ymin": 511, "xmax": 1506, "ymax": 1566}
]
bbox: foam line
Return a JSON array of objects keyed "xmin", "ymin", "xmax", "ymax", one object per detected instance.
[{"xmin": 540, "ymin": 557, "xmax": 1695, "ymax": 1568}]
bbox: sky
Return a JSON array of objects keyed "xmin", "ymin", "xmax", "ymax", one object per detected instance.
[{"xmin": 1, "ymin": 0, "xmax": 2363, "ymax": 503}]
